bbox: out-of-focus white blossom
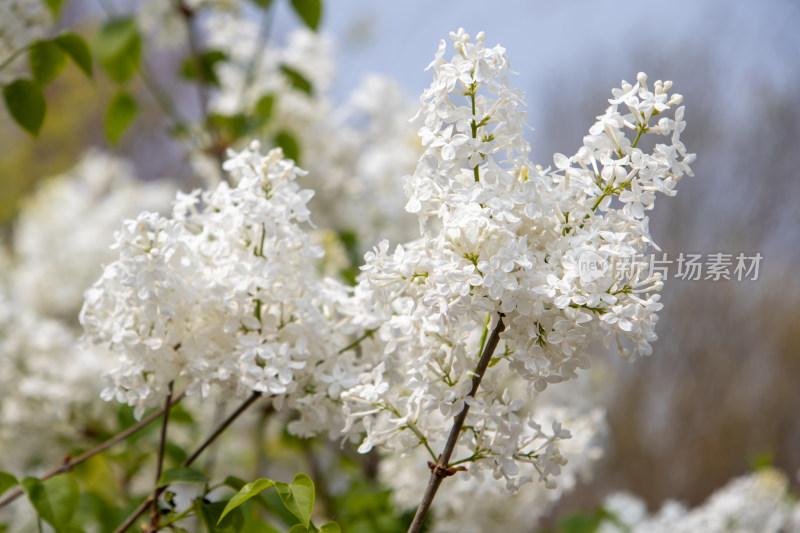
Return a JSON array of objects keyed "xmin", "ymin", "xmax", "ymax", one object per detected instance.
[
  {"xmin": 0, "ymin": 288, "xmax": 114, "ymax": 472},
  {"xmin": 0, "ymin": 152, "xmax": 176, "ymax": 472},
  {"xmin": 340, "ymin": 29, "xmax": 694, "ymax": 492},
  {"xmin": 80, "ymin": 143, "xmax": 356, "ymax": 432},
  {"xmin": 136, "ymin": 0, "xmax": 242, "ymax": 50},
  {"xmin": 12, "ymin": 150, "xmax": 176, "ymax": 320},
  {"xmin": 598, "ymin": 468, "xmax": 800, "ymax": 533},
  {"xmin": 0, "ymin": 0, "xmax": 50, "ymax": 80}
]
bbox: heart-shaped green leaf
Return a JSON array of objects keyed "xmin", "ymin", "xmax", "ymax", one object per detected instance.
[
  {"xmin": 54, "ymin": 33, "xmax": 93, "ymax": 78},
  {"xmin": 2, "ymin": 79, "xmax": 46, "ymax": 135},
  {"xmin": 22, "ymin": 475, "xmax": 80, "ymax": 533},
  {"xmin": 29, "ymin": 40, "xmax": 66, "ymax": 86},
  {"xmin": 274, "ymin": 473, "xmax": 314, "ymax": 528}
]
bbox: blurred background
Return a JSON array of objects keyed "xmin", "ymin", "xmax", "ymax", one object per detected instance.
[{"xmin": 1, "ymin": 0, "xmax": 799, "ymax": 527}]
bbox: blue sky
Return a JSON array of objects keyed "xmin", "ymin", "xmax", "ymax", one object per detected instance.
[{"xmin": 297, "ymin": 1, "xmax": 799, "ymax": 110}]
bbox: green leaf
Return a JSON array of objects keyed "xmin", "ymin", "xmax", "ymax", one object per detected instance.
[
  {"xmin": 54, "ymin": 33, "xmax": 93, "ymax": 78},
  {"xmin": 93, "ymin": 17, "xmax": 141, "ymax": 83},
  {"xmin": 2, "ymin": 79, "xmax": 46, "ymax": 136},
  {"xmin": 290, "ymin": 0, "xmax": 322, "ymax": 30},
  {"xmin": 223, "ymin": 476, "xmax": 247, "ymax": 492},
  {"xmin": 207, "ymin": 113, "xmax": 249, "ymax": 142},
  {"xmin": 274, "ymin": 474, "xmax": 314, "ymax": 528},
  {"xmin": 93, "ymin": 18, "xmax": 138, "ymax": 60},
  {"xmin": 196, "ymin": 499, "xmax": 244, "ymax": 533},
  {"xmin": 157, "ymin": 466, "xmax": 209, "ymax": 488},
  {"xmin": 274, "ymin": 130, "xmax": 300, "ymax": 163},
  {"xmin": 164, "ymin": 441, "xmax": 189, "ymax": 464},
  {"xmin": 250, "ymin": 0, "xmax": 274, "ymax": 8},
  {"xmin": 104, "ymin": 91, "xmax": 137, "ymax": 144},
  {"xmin": 288, "ymin": 525, "xmax": 310, "ymax": 533},
  {"xmin": 21, "ymin": 475, "xmax": 80, "ymax": 533},
  {"xmin": 181, "ymin": 50, "xmax": 227, "ymax": 86},
  {"xmin": 102, "ymin": 34, "xmax": 140, "ymax": 84},
  {"xmin": 29, "ymin": 40, "xmax": 66, "ymax": 86},
  {"xmin": 0, "ymin": 472, "xmax": 18, "ymax": 497},
  {"xmin": 279, "ymin": 65, "xmax": 312, "ymax": 95},
  {"xmin": 218, "ymin": 479, "xmax": 275, "ymax": 524},
  {"xmin": 255, "ymin": 94, "xmax": 274, "ymax": 123},
  {"xmin": 44, "ymin": 0, "xmax": 64, "ymax": 15},
  {"xmin": 319, "ymin": 522, "xmax": 341, "ymax": 533},
  {"xmin": 80, "ymin": 491, "xmax": 122, "ymax": 533},
  {"xmin": 557, "ymin": 512, "xmax": 603, "ymax": 533}
]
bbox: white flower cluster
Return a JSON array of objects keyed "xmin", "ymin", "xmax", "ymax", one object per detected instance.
[
  {"xmin": 0, "ymin": 0, "xmax": 50, "ymax": 69},
  {"xmin": 80, "ymin": 143, "xmax": 353, "ymax": 427},
  {"xmin": 598, "ymin": 468, "xmax": 800, "ymax": 533},
  {"xmin": 380, "ymin": 404, "xmax": 605, "ymax": 532},
  {"xmin": 204, "ymin": 14, "xmax": 421, "ymax": 249},
  {"xmin": 340, "ymin": 29, "xmax": 694, "ymax": 491},
  {"xmin": 0, "ymin": 152, "xmax": 175, "ymax": 471}
]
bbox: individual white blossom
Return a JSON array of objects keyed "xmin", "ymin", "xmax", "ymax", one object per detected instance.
[
  {"xmin": 80, "ymin": 143, "xmax": 355, "ymax": 431},
  {"xmin": 598, "ymin": 468, "xmax": 800, "ymax": 533},
  {"xmin": 340, "ymin": 29, "xmax": 694, "ymax": 492}
]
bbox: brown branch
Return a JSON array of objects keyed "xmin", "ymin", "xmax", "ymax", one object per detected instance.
[
  {"xmin": 112, "ymin": 391, "xmax": 264, "ymax": 533},
  {"xmin": 147, "ymin": 382, "xmax": 174, "ymax": 532},
  {"xmin": 0, "ymin": 391, "xmax": 187, "ymax": 510},
  {"xmin": 407, "ymin": 313, "xmax": 506, "ymax": 533}
]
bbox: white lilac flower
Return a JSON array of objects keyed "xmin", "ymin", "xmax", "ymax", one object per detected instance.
[
  {"xmin": 12, "ymin": 150, "xmax": 176, "ymax": 320},
  {"xmin": 597, "ymin": 468, "xmax": 800, "ymax": 533},
  {"xmin": 203, "ymin": 12, "xmax": 421, "ymax": 249},
  {"xmin": 379, "ymin": 404, "xmax": 606, "ymax": 533},
  {"xmin": 341, "ymin": 29, "xmax": 694, "ymax": 492},
  {"xmin": 80, "ymin": 143, "xmax": 356, "ymax": 431}
]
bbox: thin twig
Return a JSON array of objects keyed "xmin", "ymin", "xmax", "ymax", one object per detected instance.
[
  {"xmin": 177, "ymin": 0, "xmax": 225, "ymax": 168},
  {"xmin": 112, "ymin": 391, "xmax": 264, "ymax": 533},
  {"xmin": 238, "ymin": 3, "xmax": 276, "ymax": 108},
  {"xmin": 0, "ymin": 44, "xmax": 30, "ymax": 74},
  {"xmin": 177, "ymin": 1, "xmax": 210, "ymax": 124},
  {"xmin": 147, "ymin": 382, "xmax": 174, "ymax": 532},
  {"xmin": 0, "ymin": 391, "xmax": 186, "ymax": 510},
  {"xmin": 407, "ymin": 313, "xmax": 506, "ymax": 533}
]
